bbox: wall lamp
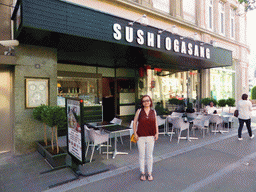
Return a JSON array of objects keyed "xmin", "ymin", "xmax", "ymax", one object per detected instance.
[
  {"xmin": 210, "ymin": 40, "xmax": 217, "ymax": 47},
  {"xmin": 158, "ymin": 25, "xmax": 178, "ymax": 34},
  {"xmin": 193, "ymin": 33, "xmax": 200, "ymax": 41},
  {"xmin": 128, "ymin": 14, "xmax": 148, "ymax": 26},
  {"xmin": 0, "ymin": 40, "xmax": 19, "ymax": 56}
]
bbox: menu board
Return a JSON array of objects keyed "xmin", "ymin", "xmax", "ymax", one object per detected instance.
[
  {"xmin": 66, "ymin": 98, "xmax": 84, "ymax": 163},
  {"xmin": 25, "ymin": 78, "xmax": 49, "ymax": 108}
]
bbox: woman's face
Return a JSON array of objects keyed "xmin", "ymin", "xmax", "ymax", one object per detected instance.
[{"xmin": 142, "ymin": 96, "xmax": 151, "ymax": 107}]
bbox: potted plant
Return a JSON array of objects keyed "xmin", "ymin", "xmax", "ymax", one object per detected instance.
[
  {"xmin": 33, "ymin": 105, "xmax": 51, "ymax": 157},
  {"xmin": 218, "ymin": 99, "xmax": 226, "ymax": 111},
  {"xmin": 44, "ymin": 106, "xmax": 67, "ymax": 168},
  {"xmin": 201, "ymin": 98, "xmax": 211, "ymax": 107},
  {"xmin": 226, "ymin": 98, "xmax": 235, "ymax": 113}
]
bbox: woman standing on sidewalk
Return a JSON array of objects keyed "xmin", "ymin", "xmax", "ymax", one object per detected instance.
[
  {"xmin": 133, "ymin": 95, "xmax": 159, "ymax": 181},
  {"xmin": 237, "ymin": 93, "xmax": 254, "ymax": 140}
]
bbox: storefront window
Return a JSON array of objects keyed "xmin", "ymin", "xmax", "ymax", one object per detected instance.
[
  {"xmin": 57, "ymin": 77, "xmax": 102, "ymax": 107},
  {"xmin": 138, "ymin": 68, "xmax": 198, "ymax": 107},
  {"xmin": 210, "ymin": 67, "xmax": 234, "ymax": 100}
]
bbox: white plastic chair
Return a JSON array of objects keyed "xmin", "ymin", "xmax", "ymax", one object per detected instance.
[
  {"xmin": 186, "ymin": 113, "xmax": 198, "ymax": 121},
  {"xmin": 192, "ymin": 115, "xmax": 210, "ymax": 138},
  {"xmin": 110, "ymin": 117, "xmax": 123, "ymax": 144},
  {"xmin": 169, "ymin": 117, "xmax": 190, "ymax": 143},
  {"xmin": 170, "ymin": 112, "xmax": 184, "ymax": 117},
  {"xmin": 157, "ymin": 116, "xmax": 167, "ymax": 135},
  {"xmin": 110, "ymin": 117, "xmax": 122, "ymax": 125},
  {"xmin": 84, "ymin": 125, "xmax": 92, "ymax": 158},
  {"xmin": 209, "ymin": 115, "xmax": 224, "ymax": 134},
  {"xmin": 88, "ymin": 128, "xmax": 110, "ymax": 162},
  {"xmin": 221, "ymin": 112, "xmax": 234, "ymax": 131},
  {"xmin": 129, "ymin": 120, "xmax": 135, "ymax": 150}
]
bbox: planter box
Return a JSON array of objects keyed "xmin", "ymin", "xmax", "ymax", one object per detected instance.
[
  {"xmin": 45, "ymin": 146, "xmax": 67, "ymax": 168},
  {"xmin": 35, "ymin": 141, "xmax": 51, "ymax": 157}
]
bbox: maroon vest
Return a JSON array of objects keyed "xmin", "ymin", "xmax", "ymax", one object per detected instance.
[{"xmin": 137, "ymin": 108, "xmax": 156, "ymax": 137}]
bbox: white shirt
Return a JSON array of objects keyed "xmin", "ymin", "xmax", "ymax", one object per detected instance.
[
  {"xmin": 237, "ymin": 100, "xmax": 252, "ymax": 119},
  {"xmin": 205, "ymin": 106, "xmax": 217, "ymax": 114}
]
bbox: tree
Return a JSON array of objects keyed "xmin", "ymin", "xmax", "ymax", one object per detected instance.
[
  {"xmin": 251, "ymin": 86, "xmax": 256, "ymax": 99},
  {"xmin": 238, "ymin": 0, "xmax": 256, "ymax": 12},
  {"xmin": 226, "ymin": 98, "xmax": 236, "ymax": 113},
  {"xmin": 33, "ymin": 105, "xmax": 49, "ymax": 146},
  {"xmin": 218, "ymin": 99, "xmax": 226, "ymax": 111},
  {"xmin": 43, "ymin": 106, "xmax": 67, "ymax": 154}
]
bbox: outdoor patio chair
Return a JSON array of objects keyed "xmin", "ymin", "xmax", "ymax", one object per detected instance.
[
  {"xmin": 129, "ymin": 120, "xmax": 135, "ymax": 150},
  {"xmin": 157, "ymin": 116, "xmax": 167, "ymax": 135},
  {"xmin": 192, "ymin": 115, "xmax": 211, "ymax": 138},
  {"xmin": 209, "ymin": 114, "xmax": 224, "ymax": 134},
  {"xmin": 186, "ymin": 113, "xmax": 198, "ymax": 122},
  {"xmin": 170, "ymin": 112, "xmax": 184, "ymax": 117},
  {"xmin": 110, "ymin": 117, "xmax": 123, "ymax": 145},
  {"xmin": 169, "ymin": 117, "xmax": 189, "ymax": 143},
  {"xmin": 84, "ymin": 125, "xmax": 92, "ymax": 158},
  {"xmin": 88, "ymin": 128, "xmax": 110, "ymax": 162},
  {"xmin": 221, "ymin": 112, "xmax": 234, "ymax": 130}
]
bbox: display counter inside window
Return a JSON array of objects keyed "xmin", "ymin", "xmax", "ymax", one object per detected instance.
[{"xmin": 57, "ymin": 77, "xmax": 102, "ymax": 107}]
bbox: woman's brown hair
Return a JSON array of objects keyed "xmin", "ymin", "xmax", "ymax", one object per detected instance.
[{"xmin": 140, "ymin": 95, "xmax": 153, "ymax": 108}]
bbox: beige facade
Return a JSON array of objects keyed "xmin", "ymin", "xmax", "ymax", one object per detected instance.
[
  {"xmin": 65, "ymin": 0, "xmax": 248, "ymax": 99},
  {"xmin": 0, "ymin": 0, "xmax": 249, "ymax": 154}
]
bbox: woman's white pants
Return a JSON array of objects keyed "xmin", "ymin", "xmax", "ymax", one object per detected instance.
[{"xmin": 137, "ymin": 136, "xmax": 155, "ymax": 173}]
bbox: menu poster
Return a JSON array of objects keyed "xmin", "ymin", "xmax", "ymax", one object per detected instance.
[
  {"xmin": 66, "ymin": 98, "xmax": 84, "ymax": 163},
  {"xmin": 25, "ymin": 78, "xmax": 49, "ymax": 108}
]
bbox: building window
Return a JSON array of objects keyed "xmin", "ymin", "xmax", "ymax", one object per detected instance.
[
  {"xmin": 219, "ymin": 1, "xmax": 225, "ymax": 35},
  {"xmin": 206, "ymin": 0, "xmax": 213, "ymax": 30},
  {"xmin": 183, "ymin": 0, "xmax": 196, "ymax": 23},
  {"xmin": 230, "ymin": 8, "xmax": 236, "ymax": 39},
  {"xmin": 152, "ymin": 0, "xmax": 170, "ymax": 13}
]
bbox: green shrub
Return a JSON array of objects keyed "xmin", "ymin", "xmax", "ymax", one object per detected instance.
[
  {"xmin": 32, "ymin": 105, "xmax": 48, "ymax": 122},
  {"xmin": 251, "ymin": 86, "xmax": 256, "ymax": 100},
  {"xmin": 226, "ymin": 98, "xmax": 235, "ymax": 107},
  {"xmin": 201, "ymin": 98, "xmax": 217, "ymax": 106},
  {"xmin": 201, "ymin": 98, "xmax": 211, "ymax": 106},
  {"xmin": 169, "ymin": 98, "xmax": 179, "ymax": 105},
  {"xmin": 177, "ymin": 99, "xmax": 185, "ymax": 105},
  {"xmin": 218, "ymin": 99, "xmax": 226, "ymax": 107}
]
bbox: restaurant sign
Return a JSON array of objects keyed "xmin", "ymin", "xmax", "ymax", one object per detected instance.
[{"xmin": 113, "ymin": 23, "xmax": 211, "ymax": 60}]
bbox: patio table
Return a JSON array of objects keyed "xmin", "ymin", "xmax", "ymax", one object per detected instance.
[
  {"xmin": 101, "ymin": 125, "xmax": 131, "ymax": 159},
  {"xmin": 87, "ymin": 121, "xmax": 114, "ymax": 128}
]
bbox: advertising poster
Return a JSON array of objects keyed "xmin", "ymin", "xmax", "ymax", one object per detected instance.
[{"xmin": 67, "ymin": 99, "xmax": 83, "ymax": 162}]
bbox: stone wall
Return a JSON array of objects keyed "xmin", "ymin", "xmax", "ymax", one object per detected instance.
[{"xmin": 14, "ymin": 44, "xmax": 57, "ymax": 154}]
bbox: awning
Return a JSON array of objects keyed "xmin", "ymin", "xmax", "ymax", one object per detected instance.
[{"xmin": 12, "ymin": 0, "xmax": 232, "ymax": 70}]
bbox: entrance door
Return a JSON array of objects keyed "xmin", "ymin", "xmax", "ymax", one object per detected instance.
[{"xmin": 0, "ymin": 69, "xmax": 13, "ymax": 153}]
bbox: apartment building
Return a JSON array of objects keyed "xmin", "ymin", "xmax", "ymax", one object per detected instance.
[{"xmin": 0, "ymin": 0, "xmax": 248, "ymax": 154}]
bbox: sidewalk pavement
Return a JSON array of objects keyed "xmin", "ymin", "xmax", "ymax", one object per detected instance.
[{"xmin": 1, "ymin": 115, "xmax": 256, "ymax": 192}]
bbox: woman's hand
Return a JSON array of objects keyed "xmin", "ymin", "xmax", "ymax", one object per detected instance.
[
  {"xmin": 154, "ymin": 133, "xmax": 159, "ymax": 141},
  {"xmin": 134, "ymin": 133, "xmax": 139, "ymax": 141}
]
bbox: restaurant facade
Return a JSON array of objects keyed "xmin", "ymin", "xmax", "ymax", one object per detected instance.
[{"xmin": 0, "ymin": 0, "xmax": 249, "ymax": 154}]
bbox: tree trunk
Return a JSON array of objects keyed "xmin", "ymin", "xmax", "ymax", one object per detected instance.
[
  {"xmin": 55, "ymin": 125, "xmax": 59, "ymax": 154},
  {"xmin": 44, "ymin": 123, "xmax": 47, "ymax": 146},
  {"xmin": 51, "ymin": 127, "xmax": 54, "ymax": 152}
]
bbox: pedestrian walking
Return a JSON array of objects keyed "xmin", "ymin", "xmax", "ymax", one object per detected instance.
[
  {"xmin": 237, "ymin": 93, "xmax": 254, "ymax": 140},
  {"xmin": 133, "ymin": 95, "xmax": 159, "ymax": 181}
]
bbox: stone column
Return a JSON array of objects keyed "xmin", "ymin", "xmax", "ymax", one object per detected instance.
[{"xmin": 14, "ymin": 44, "xmax": 57, "ymax": 154}]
